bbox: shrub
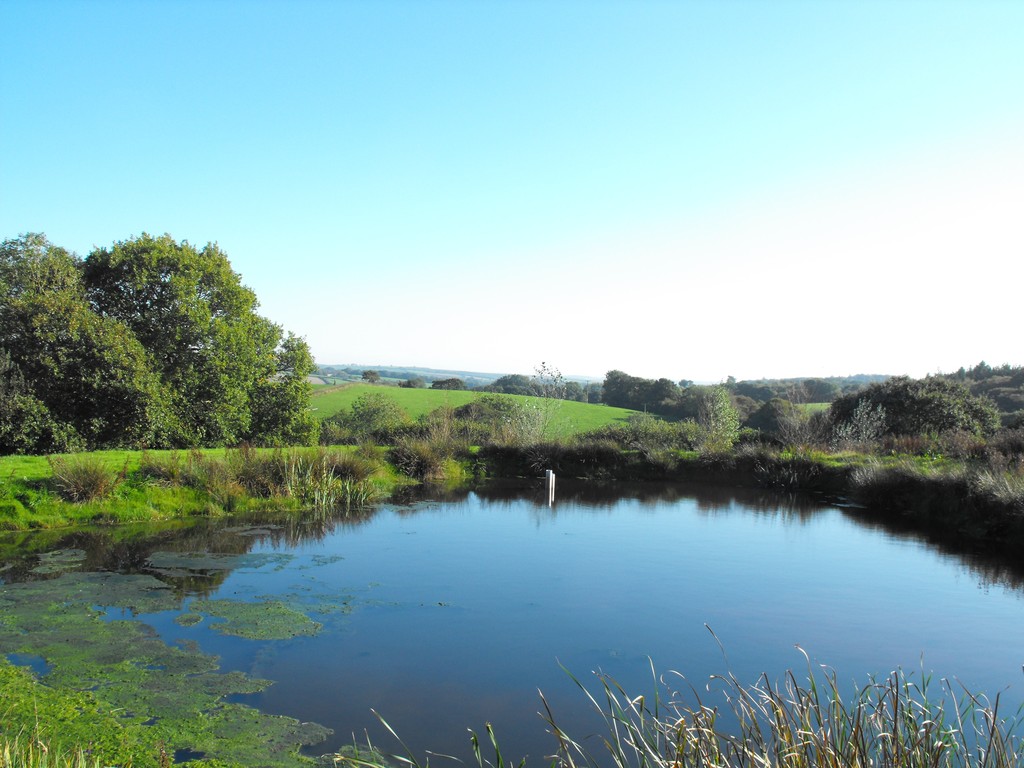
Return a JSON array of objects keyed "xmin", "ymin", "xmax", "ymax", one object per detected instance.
[
  {"xmin": 389, "ymin": 437, "xmax": 457, "ymax": 482},
  {"xmin": 831, "ymin": 376, "xmax": 1001, "ymax": 438},
  {"xmin": 454, "ymin": 395, "xmax": 544, "ymax": 446},
  {"xmin": 47, "ymin": 455, "xmax": 120, "ymax": 502}
]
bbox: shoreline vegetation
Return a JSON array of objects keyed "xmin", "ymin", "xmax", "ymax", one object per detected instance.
[
  {"xmin": 3, "ymin": 655, "xmax": 1021, "ymax": 768},
  {"xmin": 1, "ymin": 438, "xmax": 1022, "ymax": 559}
]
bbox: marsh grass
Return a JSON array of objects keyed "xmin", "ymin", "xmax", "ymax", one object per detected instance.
[
  {"xmin": 136, "ymin": 446, "xmax": 387, "ymax": 511},
  {"xmin": 0, "ymin": 735, "xmax": 106, "ymax": 768},
  {"xmin": 338, "ymin": 653, "xmax": 1023, "ymax": 768},
  {"xmin": 46, "ymin": 455, "xmax": 122, "ymax": 502}
]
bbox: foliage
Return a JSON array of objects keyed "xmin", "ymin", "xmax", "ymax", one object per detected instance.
[
  {"xmin": 831, "ymin": 398, "xmax": 888, "ymax": 448},
  {"xmin": 696, "ymin": 385, "xmax": 740, "ymax": 453},
  {"xmin": 831, "ymin": 376, "xmax": 1001, "ymax": 439},
  {"xmin": 431, "ymin": 377, "xmax": 466, "ymax": 390},
  {"xmin": 0, "ymin": 232, "xmax": 315, "ymax": 453},
  {"xmin": 0, "ymin": 349, "xmax": 80, "ymax": 455},
  {"xmin": 584, "ymin": 413, "xmax": 700, "ymax": 461},
  {"xmin": 453, "ymin": 395, "xmax": 545, "ymax": 446},
  {"xmin": 83, "ymin": 233, "xmax": 294, "ymax": 447},
  {"xmin": 361, "ymin": 369, "xmax": 381, "ymax": 383},
  {"xmin": 477, "ymin": 373, "xmax": 535, "ymax": 396},
  {"xmin": 247, "ymin": 332, "xmax": 318, "ymax": 446},
  {"xmin": 46, "ymin": 455, "xmax": 121, "ymax": 502},
  {"xmin": 0, "ymin": 234, "xmax": 166, "ymax": 451},
  {"xmin": 335, "ymin": 393, "xmax": 412, "ymax": 443}
]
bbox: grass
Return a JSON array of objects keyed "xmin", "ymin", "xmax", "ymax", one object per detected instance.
[
  {"xmin": 0, "ymin": 736, "xmax": 107, "ymax": 768},
  {"xmin": 339, "ymin": 652, "xmax": 1023, "ymax": 768},
  {"xmin": 0, "ymin": 446, "xmax": 392, "ymax": 530},
  {"xmin": 311, "ymin": 384, "xmax": 638, "ymax": 439}
]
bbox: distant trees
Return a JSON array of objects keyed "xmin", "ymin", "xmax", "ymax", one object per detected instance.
[
  {"xmin": 431, "ymin": 377, "xmax": 465, "ymax": 390},
  {"xmin": 0, "ymin": 233, "xmax": 316, "ymax": 453},
  {"xmin": 361, "ymin": 370, "xmax": 381, "ymax": 384},
  {"xmin": 478, "ymin": 374, "xmax": 533, "ymax": 395}
]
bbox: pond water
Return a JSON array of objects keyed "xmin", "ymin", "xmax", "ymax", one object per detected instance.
[{"xmin": 2, "ymin": 480, "xmax": 1023, "ymax": 765}]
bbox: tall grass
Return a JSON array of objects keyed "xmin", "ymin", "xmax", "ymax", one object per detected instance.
[
  {"xmin": 0, "ymin": 735, "xmax": 107, "ymax": 768},
  {"xmin": 46, "ymin": 455, "xmax": 122, "ymax": 502},
  {"xmin": 337, "ymin": 655, "xmax": 1022, "ymax": 768},
  {"xmin": 538, "ymin": 658, "xmax": 1022, "ymax": 768},
  {"xmin": 138, "ymin": 446, "xmax": 383, "ymax": 511}
]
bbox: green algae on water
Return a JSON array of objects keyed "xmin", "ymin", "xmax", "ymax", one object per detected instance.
[
  {"xmin": 189, "ymin": 599, "xmax": 322, "ymax": 640},
  {"xmin": 0, "ymin": 570, "xmax": 332, "ymax": 768}
]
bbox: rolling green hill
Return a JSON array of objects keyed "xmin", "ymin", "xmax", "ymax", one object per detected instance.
[{"xmin": 310, "ymin": 384, "xmax": 637, "ymax": 439}]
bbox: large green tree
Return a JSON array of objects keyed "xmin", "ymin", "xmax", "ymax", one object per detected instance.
[
  {"xmin": 83, "ymin": 234, "xmax": 303, "ymax": 446},
  {"xmin": 0, "ymin": 234, "xmax": 166, "ymax": 450},
  {"xmin": 246, "ymin": 332, "xmax": 318, "ymax": 445},
  {"xmin": 0, "ymin": 232, "xmax": 316, "ymax": 454}
]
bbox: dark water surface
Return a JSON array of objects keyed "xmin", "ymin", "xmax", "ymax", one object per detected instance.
[{"xmin": 4, "ymin": 481, "xmax": 1024, "ymax": 763}]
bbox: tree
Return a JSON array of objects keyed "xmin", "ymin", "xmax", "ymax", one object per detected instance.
[
  {"xmin": 532, "ymin": 362, "xmax": 566, "ymax": 399},
  {"xmin": 431, "ymin": 377, "xmax": 465, "ymax": 390},
  {"xmin": 1, "ymin": 234, "xmax": 167, "ymax": 451},
  {"xmin": 696, "ymin": 385, "xmax": 740, "ymax": 452},
  {"xmin": 829, "ymin": 376, "xmax": 1000, "ymax": 438},
  {"xmin": 481, "ymin": 374, "xmax": 534, "ymax": 396},
  {"xmin": 83, "ymin": 234, "xmax": 293, "ymax": 446},
  {"xmin": 344, "ymin": 392, "xmax": 409, "ymax": 442},
  {"xmin": 0, "ymin": 348, "xmax": 79, "ymax": 454},
  {"xmin": 246, "ymin": 333, "xmax": 318, "ymax": 445},
  {"xmin": 362, "ymin": 370, "xmax": 381, "ymax": 384}
]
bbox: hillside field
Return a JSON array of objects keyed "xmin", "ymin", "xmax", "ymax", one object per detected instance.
[{"xmin": 310, "ymin": 384, "xmax": 638, "ymax": 439}]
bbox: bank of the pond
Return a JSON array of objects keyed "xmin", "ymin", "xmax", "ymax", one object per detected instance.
[
  {"xmin": 1, "ymin": 444, "xmax": 1021, "ymax": 558},
  {"xmin": 479, "ymin": 443, "xmax": 1024, "ymax": 560}
]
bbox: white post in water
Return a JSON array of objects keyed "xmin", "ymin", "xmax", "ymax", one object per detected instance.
[{"xmin": 545, "ymin": 469, "xmax": 556, "ymax": 506}]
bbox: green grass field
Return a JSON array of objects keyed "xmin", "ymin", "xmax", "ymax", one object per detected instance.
[{"xmin": 310, "ymin": 384, "xmax": 638, "ymax": 439}]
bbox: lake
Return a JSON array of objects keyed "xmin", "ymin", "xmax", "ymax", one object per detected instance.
[{"xmin": 2, "ymin": 480, "xmax": 1023, "ymax": 765}]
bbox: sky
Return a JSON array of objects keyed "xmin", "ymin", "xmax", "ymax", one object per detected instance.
[{"xmin": 2, "ymin": 0, "xmax": 1022, "ymax": 383}]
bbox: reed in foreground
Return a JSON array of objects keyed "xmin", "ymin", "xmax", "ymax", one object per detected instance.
[
  {"xmin": 339, "ymin": 654, "xmax": 1022, "ymax": 768},
  {"xmin": 0, "ymin": 735, "xmax": 107, "ymax": 768}
]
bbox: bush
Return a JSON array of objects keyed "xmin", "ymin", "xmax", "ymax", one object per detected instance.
[
  {"xmin": 831, "ymin": 376, "xmax": 1001, "ymax": 438},
  {"xmin": 47, "ymin": 455, "xmax": 121, "ymax": 502},
  {"xmin": 388, "ymin": 437, "xmax": 452, "ymax": 482}
]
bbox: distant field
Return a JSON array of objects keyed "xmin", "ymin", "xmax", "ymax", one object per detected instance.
[
  {"xmin": 310, "ymin": 384, "xmax": 637, "ymax": 439},
  {"xmin": 797, "ymin": 402, "xmax": 832, "ymax": 413}
]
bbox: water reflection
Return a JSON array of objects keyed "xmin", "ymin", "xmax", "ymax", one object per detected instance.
[
  {"xmin": 2, "ymin": 480, "xmax": 1024, "ymax": 595},
  {"xmin": 0, "ymin": 480, "xmax": 1022, "ymax": 764}
]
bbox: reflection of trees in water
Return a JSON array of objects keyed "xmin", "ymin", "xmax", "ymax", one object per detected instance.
[
  {"xmin": 3, "ymin": 482, "xmax": 1023, "ymax": 596},
  {"xmin": 0, "ymin": 507, "xmax": 377, "ymax": 595},
  {"xmin": 837, "ymin": 504, "xmax": 1024, "ymax": 591}
]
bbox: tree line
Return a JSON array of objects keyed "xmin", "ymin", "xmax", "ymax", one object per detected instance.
[{"xmin": 0, "ymin": 233, "xmax": 316, "ymax": 454}]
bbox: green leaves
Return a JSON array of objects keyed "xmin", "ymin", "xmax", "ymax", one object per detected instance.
[{"xmin": 0, "ymin": 232, "xmax": 316, "ymax": 454}]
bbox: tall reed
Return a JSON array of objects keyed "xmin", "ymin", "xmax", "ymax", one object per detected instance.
[
  {"xmin": 0, "ymin": 735, "xmax": 107, "ymax": 768},
  {"xmin": 335, "ymin": 653, "xmax": 1022, "ymax": 768}
]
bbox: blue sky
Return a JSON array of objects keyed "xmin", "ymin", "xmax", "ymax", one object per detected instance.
[{"xmin": 2, "ymin": 0, "xmax": 1021, "ymax": 382}]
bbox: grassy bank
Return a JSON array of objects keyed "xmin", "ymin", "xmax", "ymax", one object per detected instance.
[
  {"xmin": 0, "ymin": 446, "xmax": 399, "ymax": 530},
  {"xmin": 1, "ymin": 442, "xmax": 1021, "ymax": 559}
]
